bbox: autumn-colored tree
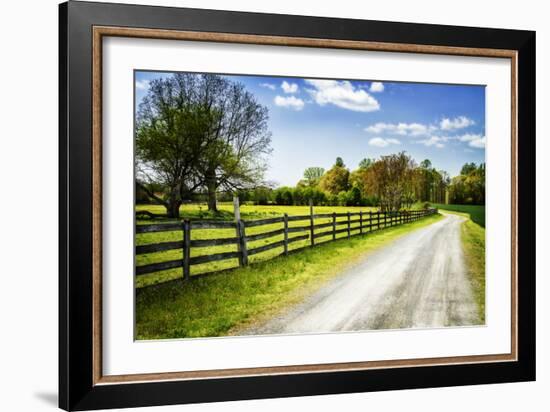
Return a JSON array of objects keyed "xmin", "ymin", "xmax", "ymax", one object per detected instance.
[
  {"xmin": 365, "ymin": 152, "xmax": 416, "ymax": 212},
  {"xmin": 319, "ymin": 158, "xmax": 350, "ymax": 195}
]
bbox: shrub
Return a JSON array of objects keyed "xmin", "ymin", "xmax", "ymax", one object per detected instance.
[{"xmin": 273, "ymin": 187, "xmax": 294, "ymax": 205}]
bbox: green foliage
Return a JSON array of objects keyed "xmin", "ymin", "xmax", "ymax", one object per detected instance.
[
  {"xmin": 273, "ymin": 186, "xmax": 294, "ymax": 205},
  {"xmin": 349, "ymin": 186, "xmax": 362, "ymax": 206},
  {"xmin": 420, "ymin": 159, "xmax": 432, "ymax": 169},
  {"xmin": 431, "ymin": 203, "xmax": 485, "ymax": 227},
  {"xmin": 136, "ymin": 73, "xmax": 272, "ymax": 214},
  {"xmin": 461, "ymin": 217, "xmax": 486, "ymax": 322},
  {"xmin": 336, "ymin": 187, "xmax": 362, "ymax": 206},
  {"xmin": 447, "ymin": 163, "xmax": 484, "ymax": 205},
  {"xmin": 302, "ymin": 167, "xmax": 325, "ymax": 187},
  {"xmin": 319, "ymin": 159, "xmax": 350, "ymax": 195},
  {"xmin": 460, "ymin": 162, "xmax": 477, "ymax": 175},
  {"xmin": 251, "ymin": 187, "xmax": 272, "ymax": 205}
]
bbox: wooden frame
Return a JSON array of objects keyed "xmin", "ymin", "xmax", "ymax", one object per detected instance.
[{"xmin": 60, "ymin": 1, "xmax": 535, "ymax": 410}]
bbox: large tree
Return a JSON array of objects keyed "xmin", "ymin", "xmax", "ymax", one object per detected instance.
[
  {"xmin": 191, "ymin": 75, "xmax": 272, "ymax": 211},
  {"xmin": 136, "ymin": 75, "xmax": 219, "ymax": 217},
  {"xmin": 136, "ymin": 73, "xmax": 272, "ymax": 215},
  {"xmin": 366, "ymin": 152, "xmax": 416, "ymax": 212},
  {"xmin": 319, "ymin": 158, "xmax": 350, "ymax": 195}
]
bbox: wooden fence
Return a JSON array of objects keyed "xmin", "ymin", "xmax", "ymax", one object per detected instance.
[{"xmin": 136, "ymin": 205, "xmax": 437, "ymax": 280}]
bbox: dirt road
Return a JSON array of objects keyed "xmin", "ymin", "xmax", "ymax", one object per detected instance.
[{"xmin": 243, "ymin": 213, "xmax": 480, "ymax": 335}]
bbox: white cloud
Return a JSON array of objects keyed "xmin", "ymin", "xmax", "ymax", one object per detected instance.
[
  {"xmin": 458, "ymin": 133, "xmax": 486, "ymax": 148},
  {"xmin": 368, "ymin": 137, "xmax": 401, "ymax": 147},
  {"xmin": 260, "ymin": 83, "xmax": 276, "ymax": 90},
  {"xmin": 281, "ymin": 81, "xmax": 299, "ymax": 94},
  {"xmin": 416, "ymin": 136, "xmax": 447, "ymax": 148},
  {"xmin": 135, "ymin": 79, "xmax": 150, "ymax": 91},
  {"xmin": 440, "ymin": 116, "xmax": 475, "ymax": 131},
  {"xmin": 305, "ymin": 79, "xmax": 380, "ymax": 112},
  {"xmin": 369, "ymin": 82, "xmax": 385, "ymax": 93},
  {"xmin": 274, "ymin": 95, "xmax": 305, "ymax": 111},
  {"xmin": 365, "ymin": 122, "xmax": 433, "ymax": 136},
  {"xmin": 386, "ymin": 138, "xmax": 401, "ymax": 145}
]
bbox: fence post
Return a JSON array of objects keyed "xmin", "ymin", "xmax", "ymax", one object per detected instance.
[
  {"xmin": 369, "ymin": 211, "xmax": 373, "ymax": 232},
  {"xmin": 233, "ymin": 196, "xmax": 248, "ymax": 266},
  {"xmin": 283, "ymin": 213, "xmax": 289, "ymax": 256},
  {"xmin": 347, "ymin": 212, "xmax": 351, "ymax": 238},
  {"xmin": 238, "ymin": 220, "xmax": 248, "ymax": 266},
  {"xmin": 332, "ymin": 212, "xmax": 336, "ymax": 240},
  {"xmin": 309, "ymin": 199, "xmax": 315, "ymax": 246},
  {"xmin": 377, "ymin": 211, "xmax": 380, "ymax": 230},
  {"xmin": 183, "ymin": 219, "xmax": 191, "ymax": 281},
  {"xmin": 359, "ymin": 210, "xmax": 363, "ymax": 234}
]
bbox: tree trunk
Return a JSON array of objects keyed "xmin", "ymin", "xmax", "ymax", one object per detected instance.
[
  {"xmin": 166, "ymin": 198, "xmax": 182, "ymax": 219},
  {"xmin": 205, "ymin": 169, "xmax": 218, "ymax": 212}
]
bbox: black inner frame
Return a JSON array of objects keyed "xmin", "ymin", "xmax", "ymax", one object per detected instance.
[{"xmin": 59, "ymin": 1, "xmax": 536, "ymax": 410}]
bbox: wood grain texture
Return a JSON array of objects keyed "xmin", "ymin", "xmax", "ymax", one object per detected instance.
[
  {"xmin": 92, "ymin": 26, "xmax": 103, "ymax": 386},
  {"xmin": 92, "ymin": 26, "xmax": 518, "ymax": 386}
]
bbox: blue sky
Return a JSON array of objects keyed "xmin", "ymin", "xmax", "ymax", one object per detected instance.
[{"xmin": 135, "ymin": 71, "xmax": 485, "ymax": 186}]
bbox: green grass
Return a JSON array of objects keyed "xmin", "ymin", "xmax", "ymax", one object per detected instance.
[
  {"xmin": 136, "ymin": 213, "xmax": 443, "ymax": 340},
  {"xmin": 439, "ymin": 209, "xmax": 486, "ymax": 322},
  {"xmin": 431, "ymin": 203, "xmax": 485, "ymax": 227},
  {"xmin": 136, "ymin": 202, "xmax": 379, "ymax": 221},
  {"xmin": 135, "ymin": 203, "xmax": 380, "ymax": 288}
]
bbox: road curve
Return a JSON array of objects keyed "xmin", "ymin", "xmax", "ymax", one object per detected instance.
[{"xmin": 242, "ymin": 213, "xmax": 480, "ymax": 336}]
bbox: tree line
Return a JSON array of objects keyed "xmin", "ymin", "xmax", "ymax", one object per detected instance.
[
  {"xmin": 136, "ymin": 73, "xmax": 485, "ymax": 217},
  {"xmin": 223, "ymin": 155, "xmax": 485, "ymax": 212}
]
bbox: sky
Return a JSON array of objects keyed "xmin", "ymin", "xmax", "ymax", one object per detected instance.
[{"xmin": 135, "ymin": 71, "xmax": 486, "ymax": 187}]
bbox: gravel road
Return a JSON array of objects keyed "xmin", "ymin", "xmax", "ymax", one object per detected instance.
[{"xmin": 243, "ymin": 212, "xmax": 480, "ymax": 335}]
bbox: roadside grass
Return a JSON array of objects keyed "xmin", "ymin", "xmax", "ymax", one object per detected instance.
[
  {"xmin": 136, "ymin": 213, "xmax": 443, "ymax": 340},
  {"xmin": 431, "ymin": 203, "xmax": 485, "ymax": 227},
  {"xmin": 440, "ymin": 209, "xmax": 486, "ymax": 322},
  {"xmin": 135, "ymin": 203, "xmax": 380, "ymax": 287}
]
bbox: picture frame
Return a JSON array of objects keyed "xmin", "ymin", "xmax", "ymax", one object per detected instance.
[{"xmin": 59, "ymin": 1, "xmax": 536, "ymax": 410}]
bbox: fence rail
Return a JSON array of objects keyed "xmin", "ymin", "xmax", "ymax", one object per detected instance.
[{"xmin": 136, "ymin": 206, "xmax": 438, "ymax": 280}]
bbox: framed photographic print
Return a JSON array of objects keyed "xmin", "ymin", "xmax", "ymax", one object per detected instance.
[{"xmin": 59, "ymin": 1, "xmax": 535, "ymax": 410}]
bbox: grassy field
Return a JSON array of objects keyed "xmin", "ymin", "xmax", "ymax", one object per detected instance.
[
  {"xmin": 136, "ymin": 213, "xmax": 443, "ymax": 339},
  {"xmin": 136, "ymin": 203, "xmax": 383, "ymax": 287},
  {"xmin": 431, "ymin": 203, "xmax": 485, "ymax": 227},
  {"xmin": 437, "ymin": 208, "xmax": 486, "ymax": 321}
]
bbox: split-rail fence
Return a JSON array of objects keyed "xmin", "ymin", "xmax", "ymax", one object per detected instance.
[{"xmin": 136, "ymin": 204, "xmax": 438, "ymax": 280}]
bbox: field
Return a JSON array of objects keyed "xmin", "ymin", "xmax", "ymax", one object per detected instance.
[
  {"xmin": 431, "ymin": 203, "xmax": 485, "ymax": 227},
  {"xmin": 136, "ymin": 213, "xmax": 443, "ymax": 339},
  {"xmin": 136, "ymin": 203, "xmax": 383, "ymax": 287}
]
